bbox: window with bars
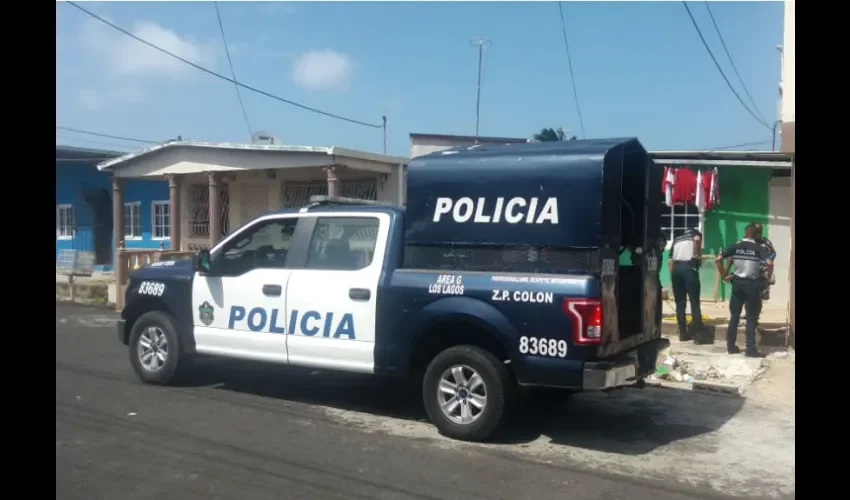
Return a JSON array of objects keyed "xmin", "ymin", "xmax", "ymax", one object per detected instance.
[
  {"xmin": 189, "ymin": 184, "xmax": 230, "ymax": 238},
  {"xmin": 57, "ymin": 204, "xmax": 74, "ymax": 239},
  {"xmin": 152, "ymin": 201, "xmax": 170, "ymax": 240},
  {"xmin": 661, "ymin": 202, "xmax": 701, "ymax": 245},
  {"xmin": 124, "ymin": 202, "xmax": 142, "ymax": 239}
]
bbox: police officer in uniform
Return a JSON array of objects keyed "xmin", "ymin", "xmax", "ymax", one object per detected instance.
[
  {"xmin": 753, "ymin": 223, "xmax": 776, "ymax": 300},
  {"xmin": 668, "ymin": 228, "xmax": 704, "ymax": 341},
  {"xmin": 716, "ymin": 224, "xmax": 772, "ymax": 358},
  {"xmin": 724, "ymin": 223, "xmax": 776, "ymax": 300}
]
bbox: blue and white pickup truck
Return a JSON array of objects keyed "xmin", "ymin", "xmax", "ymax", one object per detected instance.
[{"xmin": 118, "ymin": 137, "xmax": 669, "ymax": 441}]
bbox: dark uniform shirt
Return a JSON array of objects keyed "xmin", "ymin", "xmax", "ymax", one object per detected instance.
[
  {"xmin": 736, "ymin": 236, "xmax": 776, "ymax": 281},
  {"xmin": 722, "ymin": 238, "xmax": 771, "ymax": 280},
  {"xmin": 757, "ymin": 237, "xmax": 777, "ymax": 260},
  {"xmin": 669, "ymin": 229, "xmax": 701, "ymax": 265}
]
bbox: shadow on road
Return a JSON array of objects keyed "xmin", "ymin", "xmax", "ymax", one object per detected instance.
[{"xmin": 176, "ymin": 356, "xmax": 744, "ymax": 455}]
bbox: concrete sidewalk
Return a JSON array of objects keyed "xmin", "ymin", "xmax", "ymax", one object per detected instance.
[
  {"xmin": 662, "ymin": 299, "xmax": 788, "ymax": 324},
  {"xmin": 56, "ymin": 272, "xmax": 117, "ymax": 306},
  {"xmin": 661, "ymin": 298, "xmax": 790, "ymax": 347}
]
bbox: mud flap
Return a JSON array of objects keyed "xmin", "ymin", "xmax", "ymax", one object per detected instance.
[
  {"xmin": 599, "ymin": 247, "xmax": 620, "ymax": 356},
  {"xmin": 642, "ymin": 244, "xmax": 661, "ymax": 342}
]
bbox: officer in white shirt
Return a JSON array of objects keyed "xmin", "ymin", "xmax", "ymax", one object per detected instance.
[{"xmin": 668, "ymin": 228, "xmax": 705, "ymax": 341}]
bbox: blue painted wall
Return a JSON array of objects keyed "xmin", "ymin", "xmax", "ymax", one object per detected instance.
[{"xmin": 56, "ymin": 146, "xmax": 170, "ymax": 271}]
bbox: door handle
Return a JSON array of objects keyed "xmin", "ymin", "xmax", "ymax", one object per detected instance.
[
  {"xmin": 262, "ymin": 284, "xmax": 282, "ymax": 297},
  {"xmin": 349, "ymin": 288, "xmax": 371, "ymax": 301}
]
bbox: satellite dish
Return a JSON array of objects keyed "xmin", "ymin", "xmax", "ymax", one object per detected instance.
[{"xmin": 251, "ymin": 131, "xmax": 281, "ymax": 145}]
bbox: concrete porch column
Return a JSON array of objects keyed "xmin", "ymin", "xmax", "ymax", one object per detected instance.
[
  {"xmin": 325, "ymin": 166, "xmax": 339, "ymax": 197},
  {"xmin": 167, "ymin": 174, "xmax": 183, "ymax": 251},
  {"xmin": 112, "ymin": 177, "xmax": 126, "ymax": 306},
  {"xmin": 789, "ymin": 157, "xmax": 795, "ymax": 349},
  {"xmin": 208, "ymin": 172, "xmax": 221, "ymax": 248}
]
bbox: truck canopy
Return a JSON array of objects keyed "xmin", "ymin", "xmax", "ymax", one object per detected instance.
[
  {"xmin": 405, "ymin": 137, "xmax": 663, "ymax": 355},
  {"xmin": 405, "ymin": 138, "xmax": 660, "ymax": 275}
]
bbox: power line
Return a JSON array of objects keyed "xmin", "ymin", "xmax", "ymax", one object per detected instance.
[
  {"xmin": 57, "ymin": 126, "xmax": 158, "ymax": 144},
  {"xmin": 214, "ymin": 1, "xmax": 253, "ymax": 138},
  {"xmin": 703, "ymin": 2, "xmax": 768, "ymax": 125},
  {"xmin": 681, "ymin": 1, "xmax": 771, "ymax": 130},
  {"xmin": 66, "ymin": 1, "xmax": 382, "ymax": 129},
  {"xmin": 557, "ymin": 2, "xmax": 586, "ymax": 139}
]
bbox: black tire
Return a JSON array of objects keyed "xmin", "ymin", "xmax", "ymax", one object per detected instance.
[
  {"xmin": 422, "ymin": 345, "xmax": 517, "ymax": 441},
  {"xmin": 128, "ymin": 310, "xmax": 184, "ymax": 385}
]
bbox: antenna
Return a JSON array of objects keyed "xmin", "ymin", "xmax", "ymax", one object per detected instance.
[{"xmin": 469, "ymin": 37, "xmax": 491, "ymax": 141}]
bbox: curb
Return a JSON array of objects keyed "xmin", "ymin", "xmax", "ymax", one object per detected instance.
[
  {"xmin": 692, "ymin": 381, "xmax": 744, "ymax": 398},
  {"xmin": 56, "ymin": 282, "xmax": 113, "ymax": 307},
  {"xmin": 56, "ymin": 298, "xmax": 117, "ymax": 310}
]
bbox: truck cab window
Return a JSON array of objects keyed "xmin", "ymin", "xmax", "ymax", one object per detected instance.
[
  {"xmin": 217, "ymin": 218, "xmax": 298, "ymax": 275},
  {"xmin": 305, "ymin": 217, "xmax": 379, "ymax": 271}
]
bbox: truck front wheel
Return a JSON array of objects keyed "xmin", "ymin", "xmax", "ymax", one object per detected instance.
[
  {"xmin": 128, "ymin": 310, "xmax": 185, "ymax": 386},
  {"xmin": 422, "ymin": 345, "xmax": 517, "ymax": 441}
]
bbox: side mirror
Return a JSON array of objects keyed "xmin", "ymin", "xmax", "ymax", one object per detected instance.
[{"xmin": 192, "ymin": 249, "xmax": 214, "ymax": 274}]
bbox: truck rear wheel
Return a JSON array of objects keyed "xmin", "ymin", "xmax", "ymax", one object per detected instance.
[
  {"xmin": 128, "ymin": 311, "xmax": 184, "ymax": 386},
  {"xmin": 422, "ymin": 345, "xmax": 516, "ymax": 441}
]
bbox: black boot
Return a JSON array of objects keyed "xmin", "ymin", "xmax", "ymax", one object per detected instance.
[{"xmin": 679, "ymin": 328, "xmax": 692, "ymax": 342}]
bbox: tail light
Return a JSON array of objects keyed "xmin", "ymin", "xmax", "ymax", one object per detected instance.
[{"xmin": 563, "ymin": 298, "xmax": 602, "ymax": 345}]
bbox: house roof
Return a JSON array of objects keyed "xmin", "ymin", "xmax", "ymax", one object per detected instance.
[
  {"xmin": 56, "ymin": 144, "xmax": 126, "ymax": 160},
  {"xmin": 649, "ymin": 150, "xmax": 794, "ymax": 169},
  {"xmin": 96, "ymin": 140, "xmax": 409, "ymax": 171},
  {"xmin": 409, "ymin": 132, "xmax": 530, "ymax": 144}
]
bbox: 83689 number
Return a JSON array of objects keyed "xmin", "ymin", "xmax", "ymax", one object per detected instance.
[
  {"xmin": 138, "ymin": 281, "xmax": 166, "ymax": 297},
  {"xmin": 518, "ymin": 336, "xmax": 568, "ymax": 358}
]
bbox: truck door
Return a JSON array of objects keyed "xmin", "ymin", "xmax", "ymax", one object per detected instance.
[
  {"xmin": 284, "ymin": 213, "xmax": 389, "ymax": 373},
  {"xmin": 191, "ymin": 215, "xmax": 300, "ymax": 363}
]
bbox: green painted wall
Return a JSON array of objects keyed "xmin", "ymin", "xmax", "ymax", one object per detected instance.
[{"xmin": 658, "ymin": 166, "xmax": 771, "ymax": 300}]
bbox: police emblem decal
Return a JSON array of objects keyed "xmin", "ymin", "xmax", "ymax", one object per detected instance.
[{"xmin": 198, "ymin": 301, "xmax": 214, "ymax": 326}]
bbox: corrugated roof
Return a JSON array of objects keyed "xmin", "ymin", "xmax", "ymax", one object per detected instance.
[
  {"xmin": 409, "ymin": 132, "xmax": 530, "ymax": 144},
  {"xmin": 96, "ymin": 140, "xmax": 408, "ymax": 171},
  {"xmin": 649, "ymin": 150, "xmax": 793, "ymax": 169},
  {"xmin": 56, "ymin": 144, "xmax": 126, "ymax": 159}
]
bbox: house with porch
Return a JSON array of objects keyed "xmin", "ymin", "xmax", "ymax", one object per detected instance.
[
  {"xmin": 648, "ymin": 150, "xmax": 794, "ymax": 324},
  {"xmin": 96, "ymin": 140, "xmax": 407, "ymax": 308},
  {"xmin": 56, "ymin": 145, "xmax": 170, "ymax": 270}
]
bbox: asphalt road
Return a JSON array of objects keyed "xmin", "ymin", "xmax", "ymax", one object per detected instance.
[{"xmin": 57, "ymin": 302, "xmax": 744, "ymax": 500}]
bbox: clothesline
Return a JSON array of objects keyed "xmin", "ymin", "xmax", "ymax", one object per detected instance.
[{"xmin": 661, "ymin": 166, "xmax": 720, "ymax": 210}]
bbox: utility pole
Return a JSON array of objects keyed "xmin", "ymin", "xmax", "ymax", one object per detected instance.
[
  {"xmin": 382, "ymin": 116, "xmax": 387, "ymax": 154},
  {"xmin": 470, "ymin": 37, "xmax": 490, "ymax": 140}
]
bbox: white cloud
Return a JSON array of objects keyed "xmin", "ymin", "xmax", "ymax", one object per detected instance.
[
  {"xmin": 76, "ymin": 89, "xmax": 103, "ymax": 111},
  {"xmin": 81, "ymin": 18, "xmax": 215, "ymax": 79},
  {"xmin": 292, "ymin": 50, "xmax": 355, "ymax": 91},
  {"xmin": 258, "ymin": 3, "xmax": 297, "ymax": 15},
  {"xmin": 74, "ymin": 85, "xmax": 146, "ymax": 111}
]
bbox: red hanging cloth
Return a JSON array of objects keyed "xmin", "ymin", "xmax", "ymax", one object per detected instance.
[{"xmin": 671, "ymin": 167, "xmax": 698, "ymax": 204}]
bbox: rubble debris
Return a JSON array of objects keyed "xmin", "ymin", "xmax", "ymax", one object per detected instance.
[{"xmin": 650, "ymin": 350, "xmax": 766, "ymax": 391}]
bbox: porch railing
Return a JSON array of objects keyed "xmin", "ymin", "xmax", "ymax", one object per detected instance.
[{"xmin": 116, "ymin": 249, "xmax": 195, "ymax": 310}]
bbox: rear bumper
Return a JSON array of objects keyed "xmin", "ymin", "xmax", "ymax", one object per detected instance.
[{"xmin": 581, "ymin": 337, "xmax": 670, "ymax": 391}]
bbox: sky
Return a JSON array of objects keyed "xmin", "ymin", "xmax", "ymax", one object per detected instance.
[{"xmin": 55, "ymin": 1, "xmax": 785, "ymax": 157}]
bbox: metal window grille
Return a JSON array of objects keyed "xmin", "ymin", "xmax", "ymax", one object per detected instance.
[
  {"xmin": 341, "ymin": 180, "xmax": 378, "ymax": 201},
  {"xmin": 282, "ymin": 181, "xmax": 328, "ymax": 209},
  {"xmin": 124, "ymin": 202, "xmax": 142, "ymax": 238},
  {"xmin": 661, "ymin": 202, "xmax": 701, "ymax": 243},
  {"xmin": 57, "ymin": 205, "xmax": 74, "ymax": 238},
  {"xmin": 189, "ymin": 184, "xmax": 230, "ymax": 238},
  {"xmin": 152, "ymin": 200, "xmax": 170, "ymax": 239},
  {"xmin": 281, "ymin": 179, "xmax": 377, "ymax": 209}
]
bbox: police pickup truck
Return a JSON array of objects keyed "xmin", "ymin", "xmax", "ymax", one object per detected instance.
[{"xmin": 117, "ymin": 138, "xmax": 668, "ymax": 441}]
